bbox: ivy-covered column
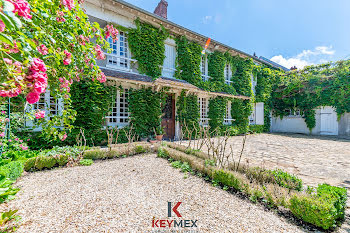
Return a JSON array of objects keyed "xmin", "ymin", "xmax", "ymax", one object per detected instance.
[
  {"xmin": 231, "ymin": 99, "xmax": 252, "ymax": 133},
  {"xmin": 128, "ymin": 88, "xmax": 166, "ymax": 138},
  {"xmin": 208, "ymin": 96, "xmax": 227, "ymax": 131},
  {"xmin": 176, "ymin": 90, "xmax": 200, "ymax": 138}
]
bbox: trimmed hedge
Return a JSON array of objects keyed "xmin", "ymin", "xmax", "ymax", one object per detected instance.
[
  {"xmin": 158, "ymin": 143, "xmax": 347, "ymax": 230},
  {"xmin": 289, "ymin": 184, "xmax": 347, "ymax": 230}
]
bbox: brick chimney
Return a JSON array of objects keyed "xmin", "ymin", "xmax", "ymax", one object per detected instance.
[{"xmin": 154, "ymin": 0, "xmax": 168, "ymax": 19}]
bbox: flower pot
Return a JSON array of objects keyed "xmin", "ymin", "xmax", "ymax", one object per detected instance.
[{"xmin": 156, "ymin": 135, "xmax": 163, "ymax": 141}]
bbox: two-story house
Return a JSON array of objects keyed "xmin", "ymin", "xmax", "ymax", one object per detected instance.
[{"xmin": 30, "ymin": 0, "xmax": 278, "ymax": 140}]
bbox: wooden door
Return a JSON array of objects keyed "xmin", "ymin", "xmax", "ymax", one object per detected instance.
[{"xmin": 162, "ymin": 95, "xmax": 175, "ymax": 140}]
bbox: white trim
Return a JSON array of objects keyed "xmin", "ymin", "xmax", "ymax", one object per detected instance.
[
  {"xmin": 106, "ymin": 89, "xmax": 130, "ymax": 127},
  {"xmin": 198, "ymin": 97, "xmax": 209, "ymax": 126}
]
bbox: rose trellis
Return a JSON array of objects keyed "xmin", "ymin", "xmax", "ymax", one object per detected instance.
[{"xmin": 0, "ymin": 0, "xmax": 118, "ymax": 152}]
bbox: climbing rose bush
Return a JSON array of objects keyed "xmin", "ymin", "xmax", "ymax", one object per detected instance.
[{"xmin": 0, "ymin": 0, "xmax": 118, "ymax": 140}]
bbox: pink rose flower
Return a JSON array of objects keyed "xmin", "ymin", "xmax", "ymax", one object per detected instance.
[
  {"xmin": 0, "ymin": 19, "xmax": 4, "ymax": 32},
  {"xmin": 37, "ymin": 44, "xmax": 48, "ymax": 55},
  {"xmin": 10, "ymin": 0, "xmax": 32, "ymax": 19},
  {"xmin": 30, "ymin": 58, "xmax": 47, "ymax": 73},
  {"xmin": 94, "ymin": 45, "xmax": 105, "ymax": 60},
  {"xmin": 8, "ymin": 139, "xmax": 12, "ymax": 142},
  {"xmin": 35, "ymin": 110, "xmax": 45, "ymax": 119},
  {"xmin": 27, "ymin": 139, "xmax": 30, "ymax": 141},
  {"xmin": 97, "ymin": 72, "xmax": 106, "ymax": 83},
  {"xmin": 14, "ymin": 138, "xmax": 19, "ymax": 141},
  {"xmin": 61, "ymin": 133, "xmax": 67, "ymax": 141},
  {"xmin": 1, "ymin": 111, "xmax": 5, "ymax": 114},
  {"xmin": 26, "ymin": 92, "xmax": 40, "ymax": 104},
  {"xmin": 4, "ymin": 118, "xmax": 9, "ymax": 122},
  {"xmin": 63, "ymin": 58, "xmax": 71, "ymax": 65},
  {"xmin": 3, "ymin": 58, "xmax": 12, "ymax": 65},
  {"xmin": 60, "ymin": 0, "xmax": 75, "ymax": 10},
  {"xmin": 20, "ymin": 140, "xmax": 23, "ymax": 143},
  {"xmin": 33, "ymin": 82, "xmax": 46, "ymax": 94},
  {"xmin": 105, "ymin": 25, "xmax": 118, "ymax": 42},
  {"xmin": 0, "ymin": 132, "xmax": 5, "ymax": 137}
]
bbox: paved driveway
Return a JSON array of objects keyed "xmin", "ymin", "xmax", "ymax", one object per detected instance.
[{"xmin": 198, "ymin": 133, "xmax": 350, "ymax": 188}]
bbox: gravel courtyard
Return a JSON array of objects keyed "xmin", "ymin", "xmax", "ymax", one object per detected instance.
[{"xmin": 4, "ymin": 154, "xmax": 304, "ymax": 232}]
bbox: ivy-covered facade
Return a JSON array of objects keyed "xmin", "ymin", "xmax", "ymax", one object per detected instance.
[{"xmin": 73, "ymin": 0, "xmax": 277, "ymax": 140}]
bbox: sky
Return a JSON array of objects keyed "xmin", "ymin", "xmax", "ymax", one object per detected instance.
[{"xmin": 123, "ymin": 0, "xmax": 350, "ymax": 69}]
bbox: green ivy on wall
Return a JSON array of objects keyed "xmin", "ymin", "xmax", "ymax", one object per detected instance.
[
  {"xmin": 70, "ymin": 80, "xmax": 116, "ymax": 145},
  {"xmin": 176, "ymin": 90, "xmax": 200, "ymax": 136},
  {"xmin": 128, "ymin": 87, "xmax": 166, "ymax": 138},
  {"xmin": 231, "ymin": 56, "xmax": 254, "ymax": 97},
  {"xmin": 128, "ymin": 19, "xmax": 168, "ymax": 79},
  {"xmin": 231, "ymin": 99, "xmax": 252, "ymax": 132},
  {"xmin": 174, "ymin": 36, "xmax": 203, "ymax": 86},
  {"xmin": 270, "ymin": 60, "xmax": 350, "ymax": 130},
  {"xmin": 208, "ymin": 51, "xmax": 226, "ymax": 83},
  {"xmin": 208, "ymin": 97, "xmax": 227, "ymax": 130}
]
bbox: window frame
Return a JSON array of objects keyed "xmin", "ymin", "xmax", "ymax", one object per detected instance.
[
  {"xmin": 224, "ymin": 101, "xmax": 234, "ymax": 125},
  {"xmin": 224, "ymin": 62, "xmax": 232, "ymax": 84},
  {"xmin": 105, "ymin": 89, "xmax": 130, "ymax": 127},
  {"xmin": 198, "ymin": 97, "xmax": 209, "ymax": 126},
  {"xmin": 162, "ymin": 43, "xmax": 177, "ymax": 78},
  {"xmin": 106, "ymin": 31, "xmax": 133, "ymax": 72},
  {"xmin": 200, "ymin": 55, "xmax": 210, "ymax": 81}
]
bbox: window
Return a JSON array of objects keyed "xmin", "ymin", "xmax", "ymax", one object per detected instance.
[
  {"xmin": 224, "ymin": 63, "xmax": 232, "ymax": 84},
  {"xmin": 26, "ymin": 90, "xmax": 63, "ymax": 128},
  {"xmin": 162, "ymin": 44, "xmax": 176, "ymax": 78},
  {"xmin": 107, "ymin": 31, "xmax": 131, "ymax": 70},
  {"xmin": 198, "ymin": 97, "xmax": 209, "ymax": 125},
  {"xmin": 32, "ymin": 91, "xmax": 61, "ymax": 120},
  {"xmin": 200, "ymin": 56, "xmax": 209, "ymax": 81},
  {"xmin": 224, "ymin": 101, "xmax": 234, "ymax": 125},
  {"xmin": 106, "ymin": 89, "xmax": 129, "ymax": 127},
  {"xmin": 286, "ymin": 109, "xmax": 302, "ymax": 117}
]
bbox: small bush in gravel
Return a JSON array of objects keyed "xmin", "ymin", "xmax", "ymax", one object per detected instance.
[
  {"xmin": 79, "ymin": 159, "xmax": 93, "ymax": 166},
  {"xmin": 56, "ymin": 154, "xmax": 69, "ymax": 166},
  {"xmin": 272, "ymin": 169, "xmax": 303, "ymax": 191},
  {"xmin": 290, "ymin": 183, "xmax": 347, "ymax": 230},
  {"xmin": 24, "ymin": 158, "xmax": 36, "ymax": 172}
]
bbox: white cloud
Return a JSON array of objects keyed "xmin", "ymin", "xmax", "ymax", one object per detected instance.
[
  {"xmin": 270, "ymin": 46, "xmax": 335, "ymax": 69},
  {"xmin": 270, "ymin": 55, "xmax": 311, "ymax": 70},
  {"xmin": 202, "ymin": 15, "xmax": 212, "ymax": 24}
]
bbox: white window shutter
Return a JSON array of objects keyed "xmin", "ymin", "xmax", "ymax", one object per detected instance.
[
  {"xmin": 162, "ymin": 44, "xmax": 176, "ymax": 78},
  {"xmin": 255, "ymin": 102, "xmax": 264, "ymax": 125}
]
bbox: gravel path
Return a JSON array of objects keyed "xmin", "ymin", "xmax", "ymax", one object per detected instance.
[{"xmin": 3, "ymin": 154, "xmax": 305, "ymax": 232}]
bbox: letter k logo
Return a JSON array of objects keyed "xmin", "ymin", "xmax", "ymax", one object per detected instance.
[{"xmin": 168, "ymin": 202, "xmax": 182, "ymax": 217}]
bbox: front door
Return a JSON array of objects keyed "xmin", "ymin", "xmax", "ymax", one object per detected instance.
[{"xmin": 162, "ymin": 95, "xmax": 175, "ymax": 140}]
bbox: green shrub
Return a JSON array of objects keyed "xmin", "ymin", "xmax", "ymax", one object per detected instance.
[
  {"xmin": 135, "ymin": 145, "xmax": 147, "ymax": 154},
  {"xmin": 34, "ymin": 156, "xmax": 57, "ymax": 170},
  {"xmin": 0, "ymin": 178, "xmax": 19, "ymax": 203},
  {"xmin": 56, "ymin": 154, "xmax": 69, "ymax": 166},
  {"xmin": 272, "ymin": 169, "xmax": 303, "ymax": 191},
  {"xmin": 83, "ymin": 150, "xmax": 106, "ymax": 160},
  {"xmin": 317, "ymin": 184, "xmax": 347, "ymax": 220},
  {"xmin": 290, "ymin": 194, "xmax": 337, "ymax": 230},
  {"xmin": 79, "ymin": 159, "xmax": 93, "ymax": 166},
  {"xmin": 24, "ymin": 158, "xmax": 36, "ymax": 172},
  {"xmin": 157, "ymin": 147, "xmax": 169, "ymax": 158},
  {"xmin": 212, "ymin": 170, "xmax": 242, "ymax": 191},
  {"xmin": 0, "ymin": 162, "xmax": 24, "ymax": 180},
  {"xmin": 289, "ymin": 184, "xmax": 347, "ymax": 230},
  {"xmin": 249, "ymin": 125, "xmax": 264, "ymax": 133}
]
